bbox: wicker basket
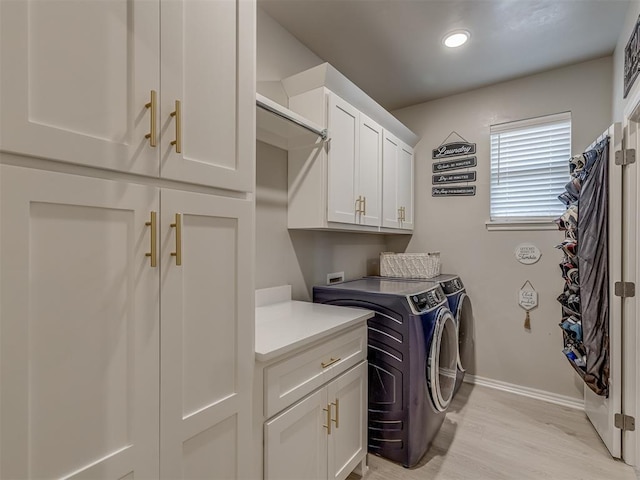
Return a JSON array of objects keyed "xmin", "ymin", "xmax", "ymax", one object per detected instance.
[{"xmin": 379, "ymin": 252, "xmax": 441, "ymax": 279}]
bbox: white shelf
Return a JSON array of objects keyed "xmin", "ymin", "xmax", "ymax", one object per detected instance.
[{"xmin": 256, "ymin": 93, "xmax": 327, "ymax": 150}]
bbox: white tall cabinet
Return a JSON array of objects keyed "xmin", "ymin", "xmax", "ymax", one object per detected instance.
[
  {"xmin": 0, "ymin": 0, "xmax": 256, "ymax": 478},
  {"xmin": 0, "ymin": 0, "xmax": 253, "ymax": 191}
]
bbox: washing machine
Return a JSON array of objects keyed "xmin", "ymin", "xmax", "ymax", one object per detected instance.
[
  {"xmin": 313, "ymin": 278, "xmax": 458, "ymax": 468},
  {"xmin": 370, "ymin": 274, "xmax": 474, "ymax": 396}
]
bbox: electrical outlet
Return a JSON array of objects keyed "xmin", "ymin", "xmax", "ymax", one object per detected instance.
[{"xmin": 326, "ymin": 271, "xmax": 345, "ymax": 285}]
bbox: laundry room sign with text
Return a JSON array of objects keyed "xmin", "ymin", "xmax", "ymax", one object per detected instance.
[{"xmin": 431, "ymin": 131, "xmax": 477, "ymax": 197}]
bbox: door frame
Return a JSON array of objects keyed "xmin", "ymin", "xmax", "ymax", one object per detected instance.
[{"xmin": 623, "ymin": 86, "xmax": 640, "ymax": 467}]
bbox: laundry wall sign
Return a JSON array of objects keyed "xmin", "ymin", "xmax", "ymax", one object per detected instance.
[
  {"xmin": 432, "ymin": 171, "xmax": 476, "ymax": 184},
  {"xmin": 432, "ymin": 156, "xmax": 477, "ymax": 173},
  {"xmin": 432, "ymin": 186, "xmax": 476, "ymax": 197},
  {"xmin": 624, "ymin": 14, "xmax": 640, "ymax": 99},
  {"xmin": 514, "ymin": 243, "xmax": 542, "ymax": 265},
  {"xmin": 432, "ymin": 131, "xmax": 476, "ymax": 159}
]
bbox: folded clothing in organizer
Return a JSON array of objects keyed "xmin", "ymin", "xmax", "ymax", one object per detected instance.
[
  {"xmin": 555, "ymin": 238, "xmax": 578, "ymax": 258},
  {"xmin": 560, "ymin": 315, "xmax": 583, "ymax": 342},
  {"xmin": 555, "ymin": 204, "xmax": 578, "ymax": 232},
  {"xmin": 558, "ymin": 178, "xmax": 582, "ymax": 206}
]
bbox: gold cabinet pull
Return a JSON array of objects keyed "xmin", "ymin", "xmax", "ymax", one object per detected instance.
[
  {"xmin": 355, "ymin": 196, "xmax": 361, "ymax": 215},
  {"xmin": 321, "ymin": 357, "xmax": 341, "ymax": 369},
  {"xmin": 170, "ymin": 213, "xmax": 182, "ymax": 266},
  {"xmin": 362, "ymin": 196, "xmax": 366, "ymax": 216},
  {"xmin": 398, "ymin": 207, "xmax": 403, "ymax": 221},
  {"xmin": 145, "ymin": 90, "xmax": 157, "ymax": 147},
  {"xmin": 323, "ymin": 405, "xmax": 332, "ymax": 434},
  {"xmin": 170, "ymin": 100, "xmax": 182, "ymax": 153},
  {"xmin": 145, "ymin": 211, "xmax": 157, "ymax": 267},
  {"xmin": 331, "ymin": 398, "xmax": 339, "ymax": 429},
  {"xmin": 402, "ymin": 206, "xmax": 406, "ymax": 221}
]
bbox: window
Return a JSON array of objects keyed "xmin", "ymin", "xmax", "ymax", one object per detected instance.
[{"xmin": 490, "ymin": 112, "xmax": 571, "ymax": 223}]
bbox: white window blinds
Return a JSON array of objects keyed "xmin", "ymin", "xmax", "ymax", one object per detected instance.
[{"xmin": 490, "ymin": 112, "xmax": 571, "ymax": 221}]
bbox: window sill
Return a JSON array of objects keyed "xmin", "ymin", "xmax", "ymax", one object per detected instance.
[{"xmin": 485, "ymin": 220, "xmax": 559, "ymax": 231}]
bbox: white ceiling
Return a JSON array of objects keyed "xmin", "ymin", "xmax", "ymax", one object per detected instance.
[{"xmin": 258, "ymin": 0, "xmax": 631, "ymax": 110}]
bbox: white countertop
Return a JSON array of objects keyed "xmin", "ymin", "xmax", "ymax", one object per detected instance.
[{"xmin": 255, "ymin": 286, "xmax": 373, "ymax": 362}]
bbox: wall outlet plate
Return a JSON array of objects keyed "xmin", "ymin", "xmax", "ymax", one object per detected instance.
[{"xmin": 326, "ymin": 272, "xmax": 345, "ymax": 285}]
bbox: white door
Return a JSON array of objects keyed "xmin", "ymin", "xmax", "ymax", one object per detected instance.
[
  {"xmin": 382, "ymin": 131, "xmax": 400, "ymax": 229},
  {"xmin": 0, "ymin": 0, "xmax": 160, "ymax": 177},
  {"xmin": 584, "ymin": 123, "xmax": 623, "ymax": 458},
  {"xmin": 160, "ymin": 188, "xmax": 253, "ymax": 479},
  {"xmin": 264, "ymin": 389, "xmax": 329, "ymax": 480},
  {"xmin": 327, "ymin": 93, "xmax": 359, "ymax": 224},
  {"xmin": 327, "ymin": 362, "xmax": 367, "ymax": 480},
  {"xmin": 398, "ymin": 143, "xmax": 415, "ymax": 230},
  {"xmin": 160, "ymin": 0, "xmax": 255, "ymax": 192},
  {"xmin": 358, "ymin": 115, "xmax": 382, "ymax": 226},
  {"xmin": 0, "ymin": 165, "xmax": 160, "ymax": 479}
]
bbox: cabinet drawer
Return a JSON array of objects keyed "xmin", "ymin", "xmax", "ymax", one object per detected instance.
[{"xmin": 264, "ymin": 325, "xmax": 366, "ymax": 418}]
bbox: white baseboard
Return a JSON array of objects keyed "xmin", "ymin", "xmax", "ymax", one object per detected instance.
[{"xmin": 463, "ymin": 374, "xmax": 584, "ymax": 410}]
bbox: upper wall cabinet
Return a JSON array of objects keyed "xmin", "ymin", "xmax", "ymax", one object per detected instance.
[
  {"xmin": 0, "ymin": 0, "xmax": 254, "ymax": 193},
  {"xmin": 382, "ymin": 131, "xmax": 414, "ymax": 230},
  {"xmin": 284, "ymin": 64, "xmax": 418, "ymax": 234}
]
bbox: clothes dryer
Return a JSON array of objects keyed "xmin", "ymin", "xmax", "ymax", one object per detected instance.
[
  {"xmin": 313, "ymin": 278, "xmax": 457, "ymax": 467},
  {"xmin": 432, "ymin": 274, "xmax": 473, "ymax": 394}
]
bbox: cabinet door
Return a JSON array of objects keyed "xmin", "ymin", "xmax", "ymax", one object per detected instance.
[
  {"xmin": 382, "ymin": 131, "xmax": 401, "ymax": 229},
  {"xmin": 358, "ymin": 114, "xmax": 382, "ymax": 226},
  {"xmin": 0, "ymin": 1, "xmax": 160, "ymax": 176},
  {"xmin": 397, "ymin": 143, "xmax": 415, "ymax": 230},
  {"xmin": 327, "ymin": 362, "xmax": 367, "ymax": 480},
  {"xmin": 265, "ymin": 389, "xmax": 329, "ymax": 480},
  {"xmin": 160, "ymin": 189, "xmax": 253, "ymax": 479},
  {"xmin": 327, "ymin": 93, "xmax": 359, "ymax": 224},
  {"xmin": 160, "ymin": 0, "xmax": 255, "ymax": 192},
  {"xmin": 0, "ymin": 165, "xmax": 160, "ymax": 479}
]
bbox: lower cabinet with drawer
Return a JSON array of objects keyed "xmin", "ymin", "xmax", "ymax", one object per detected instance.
[{"xmin": 254, "ymin": 324, "xmax": 368, "ymax": 480}]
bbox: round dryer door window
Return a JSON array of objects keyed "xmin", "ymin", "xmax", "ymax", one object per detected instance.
[{"xmin": 428, "ymin": 310, "xmax": 458, "ymax": 412}]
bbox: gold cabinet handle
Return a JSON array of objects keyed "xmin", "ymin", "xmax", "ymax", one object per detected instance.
[
  {"xmin": 398, "ymin": 207, "xmax": 403, "ymax": 221},
  {"xmin": 331, "ymin": 398, "xmax": 339, "ymax": 429},
  {"xmin": 145, "ymin": 211, "xmax": 157, "ymax": 267},
  {"xmin": 402, "ymin": 206, "xmax": 406, "ymax": 221},
  {"xmin": 145, "ymin": 90, "xmax": 157, "ymax": 147},
  {"xmin": 170, "ymin": 100, "xmax": 182, "ymax": 153},
  {"xmin": 362, "ymin": 196, "xmax": 366, "ymax": 216},
  {"xmin": 355, "ymin": 196, "xmax": 361, "ymax": 215},
  {"xmin": 323, "ymin": 404, "xmax": 332, "ymax": 435},
  {"xmin": 170, "ymin": 213, "xmax": 182, "ymax": 266},
  {"xmin": 321, "ymin": 357, "xmax": 341, "ymax": 369}
]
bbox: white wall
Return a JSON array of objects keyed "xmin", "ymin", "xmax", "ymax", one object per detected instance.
[
  {"xmin": 256, "ymin": 8, "xmax": 388, "ymax": 300},
  {"xmin": 612, "ymin": 0, "xmax": 640, "ymax": 121},
  {"xmin": 390, "ymin": 57, "xmax": 613, "ymax": 400}
]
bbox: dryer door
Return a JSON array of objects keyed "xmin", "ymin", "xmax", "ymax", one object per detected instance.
[
  {"xmin": 428, "ymin": 309, "xmax": 458, "ymax": 411},
  {"xmin": 455, "ymin": 293, "xmax": 474, "ymax": 373}
]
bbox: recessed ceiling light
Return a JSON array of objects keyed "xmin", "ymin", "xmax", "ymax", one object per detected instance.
[{"xmin": 443, "ymin": 30, "xmax": 470, "ymax": 48}]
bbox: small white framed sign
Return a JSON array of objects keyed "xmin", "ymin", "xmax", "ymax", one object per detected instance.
[{"xmin": 515, "ymin": 243, "xmax": 542, "ymax": 265}]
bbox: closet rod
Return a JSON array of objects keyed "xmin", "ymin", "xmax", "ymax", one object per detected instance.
[{"xmin": 256, "ymin": 95, "xmax": 328, "ymax": 140}]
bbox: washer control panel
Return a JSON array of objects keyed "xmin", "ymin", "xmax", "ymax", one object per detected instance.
[{"xmin": 409, "ymin": 285, "xmax": 446, "ymax": 313}]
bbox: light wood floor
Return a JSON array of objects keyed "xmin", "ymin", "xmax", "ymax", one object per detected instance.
[{"xmin": 353, "ymin": 383, "xmax": 637, "ymax": 480}]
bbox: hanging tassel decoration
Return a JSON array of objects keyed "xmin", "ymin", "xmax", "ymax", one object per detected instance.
[{"xmin": 519, "ymin": 280, "xmax": 537, "ymax": 331}]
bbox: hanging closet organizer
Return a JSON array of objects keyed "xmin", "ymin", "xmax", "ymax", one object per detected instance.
[{"xmin": 555, "ymin": 138, "xmax": 610, "ymax": 397}]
